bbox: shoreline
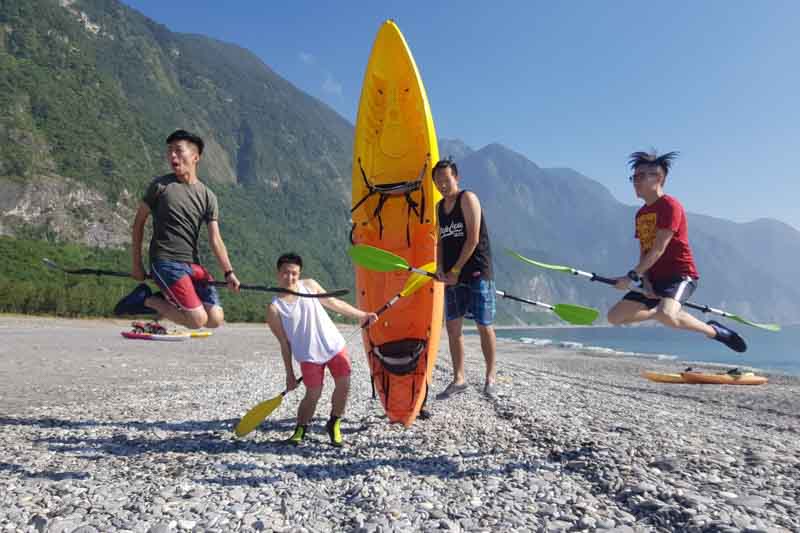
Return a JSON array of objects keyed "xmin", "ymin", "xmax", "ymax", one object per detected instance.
[
  {"xmin": 5, "ymin": 314, "xmax": 794, "ymax": 376},
  {"xmin": 469, "ymin": 324, "xmax": 800, "ymax": 378}
]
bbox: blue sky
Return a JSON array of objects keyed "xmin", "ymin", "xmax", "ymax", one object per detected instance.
[{"xmin": 122, "ymin": 0, "xmax": 800, "ymax": 230}]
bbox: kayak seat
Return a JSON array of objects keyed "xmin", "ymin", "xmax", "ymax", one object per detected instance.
[{"xmin": 371, "ymin": 338, "xmax": 427, "ymax": 375}]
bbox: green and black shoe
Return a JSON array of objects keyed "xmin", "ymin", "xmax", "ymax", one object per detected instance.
[
  {"xmin": 286, "ymin": 424, "xmax": 307, "ymax": 445},
  {"xmin": 325, "ymin": 416, "xmax": 343, "ymax": 448}
]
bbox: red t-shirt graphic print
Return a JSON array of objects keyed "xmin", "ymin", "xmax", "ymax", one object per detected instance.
[{"xmin": 635, "ymin": 195, "xmax": 699, "ymax": 281}]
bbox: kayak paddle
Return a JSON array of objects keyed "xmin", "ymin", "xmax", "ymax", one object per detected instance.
[
  {"xmin": 342, "ymin": 261, "xmax": 436, "ymax": 345},
  {"xmin": 495, "ymin": 291, "xmax": 599, "ymax": 326},
  {"xmin": 348, "ymin": 244, "xmax": 434, "ymax": 277},
  {"xmin": 507, "ymin": 250, "xmax": 781, "ymax": 332},
  {"xmin": 42, "ymin": 258, "xmax": 349, "ymax": 298},
  {"xmin": 235, "ymin": 267, "xmax": 435, "ymax": 437},
  {"xmin": 234, "ymin": 377, "xmax": 303, "ymax": 437},
  {"xmin": 349, "ymin": 245, "xmax": 600, "ymax": 325}
]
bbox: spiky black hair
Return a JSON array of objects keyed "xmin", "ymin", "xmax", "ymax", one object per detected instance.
[{"xmin": 628, "ymin": 150, "xmax": 679, "ymax": 176}]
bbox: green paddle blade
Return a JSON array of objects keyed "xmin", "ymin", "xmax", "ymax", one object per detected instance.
[
  {"xmin": 506, "ymin": 249, "xmax": 780, "ymax": 332},
  {"xmin": 552, "ymin": 303, "xmax": 600, "ymax": 326},
  {"xmin": 506, "ymin": 249, "xmax": 576, "ymax": 274},
  {"xmin": 235, "ymin": 395, "xmax": 284, "ymax": 437},
  {"xmin": 400, "ymin": 262, "xmax": 436, "ymax": 297},
  {"xmin": 349, "ymin": 244, "xmax": 410, "ymax": 272},
  {"xmin": 728, "ymin": 314, "xmax": 781, "ymax": 332}
]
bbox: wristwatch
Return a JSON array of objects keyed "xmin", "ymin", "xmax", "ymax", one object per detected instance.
[
  {"xmin": 224, "ymin": 270, "xmax": 235, "ymax": 279},
  {"xmin": 626, "ymin": 270, "xmax": 641, "ymax": 283}
]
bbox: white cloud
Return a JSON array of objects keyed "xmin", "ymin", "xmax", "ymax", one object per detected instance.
[
  {"xmin": 322, "ymin": 73, "xmax": 342, "ymax": 97},
  {"xmin": 298, "ymin": 52, "xmax": 342, "ymax": 98}
]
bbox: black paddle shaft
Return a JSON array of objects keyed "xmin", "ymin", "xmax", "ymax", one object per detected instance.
[
  {"xmin": 282, "ymin": 376, "xmax": 304, "ymax": 396},
  {"xmin": 589, "ymin": 273, "xmax": 619, "ymax": 285},
  {"xmin": 497, "ymin": 291, "xmax": 544, "ymax": 308},
  {"xmin": 43, "ymin": 259, "xmax": 349, "ymax": 298}
]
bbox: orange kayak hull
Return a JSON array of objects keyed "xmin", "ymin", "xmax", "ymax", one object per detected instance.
[
  {"xmin": 642, "ymin": 371, "xmax": 686, "ymax": 384},
  {"xmin": 681, "ymin": 371, "xmax": 768, "ymax": 385},
  {"xmin": 352, "ymin": 21, "xmax": 443, "ymax": 427}
]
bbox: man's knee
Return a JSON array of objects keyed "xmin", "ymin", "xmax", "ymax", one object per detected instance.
[
  {"xmin": 185, "ymin": 309, "xmax": 208, "ymax": 329},
  {"xmin": 204, "ymin": 306, "xmax": 224, "ymax": 328},
  {"xmin": 446, "ymin": 319, "xmax": 463, "ymax": 337},
  {"xmin": 304, "ymin": 386, "xmax": 323, "ymax": 401},
  {"xmin": 654, "ymin": 308, "xmax": 680, "ymax": 328},
  {"xmin": 476, "ymin": 324, "xmax": 494, "ymax": 335},
  {"xmin": 654, "ymin": 299, "xmax": 681, "ymax": 327},
  {"xmin": 333, "ymin": 377, "xmax": 350, "ymax": 391}
]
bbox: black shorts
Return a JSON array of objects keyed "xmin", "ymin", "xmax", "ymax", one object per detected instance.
[{"xmin": 622, "ymin": 276, "xmax": 697, "ymax": 310}]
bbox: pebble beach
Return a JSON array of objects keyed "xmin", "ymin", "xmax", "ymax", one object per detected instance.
[{"xmin": 0, "ymin": 316, "xmax": 798, "ymax": 533}]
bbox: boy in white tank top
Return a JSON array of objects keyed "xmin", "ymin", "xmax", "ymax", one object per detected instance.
[{"xmin": 266, "ymin": 253, "xmax": 377, "ymax": 446}]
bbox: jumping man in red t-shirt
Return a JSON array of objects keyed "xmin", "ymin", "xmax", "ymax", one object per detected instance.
[{"xmin": 607, "ymin": 151, "xmax": 747, "ymax": 352}]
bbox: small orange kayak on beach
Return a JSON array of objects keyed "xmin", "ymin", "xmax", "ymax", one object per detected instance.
[
  {"xmin": 642, "ymin": 371, "xmax": 686, "ymax": 384},
  {"xmin": 681, "ymin": 370, "xmax": 768, "ymax": 385}
]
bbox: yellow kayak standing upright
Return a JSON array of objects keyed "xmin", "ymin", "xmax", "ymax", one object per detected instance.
[{"xmin": 351, "ymin": 20, "xmax": 443, "ymax": 427}]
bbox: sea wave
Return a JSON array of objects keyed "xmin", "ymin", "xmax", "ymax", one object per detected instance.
[
  {"xmin": 518, "ymin": 337, "xmax": 553, "ymax": 346},
  {"xmin": 510, "ymin": 335, "xmax": 678, "ymax": 361}
]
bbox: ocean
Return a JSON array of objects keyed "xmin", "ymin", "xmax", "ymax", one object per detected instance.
[{"xmin": 468, "ymin": 324, "xmax": 800, "ymax": 375}]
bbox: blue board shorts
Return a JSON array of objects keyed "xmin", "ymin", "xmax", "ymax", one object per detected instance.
[
  {"xmin": 445, "ymin": 279, "xmax": 496, "ymax": 326},
  {"xmin": 150, "ymin": 259, "xmax": 222, "ymax": 311}
]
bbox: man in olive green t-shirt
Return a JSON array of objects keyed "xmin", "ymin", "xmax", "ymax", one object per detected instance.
[{"xmin": 114, "ymin": 130, "xmax": 240, "ymax": 329}]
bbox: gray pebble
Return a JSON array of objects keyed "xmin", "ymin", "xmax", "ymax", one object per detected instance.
[{"xmin": 2, "ymin": 322, "xmax": 798, "ymax": 533}]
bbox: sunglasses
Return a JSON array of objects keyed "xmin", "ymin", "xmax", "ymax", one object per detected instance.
[{"xmin": 628, "ymin": 171, "xmax": 660, "ymax": 183}]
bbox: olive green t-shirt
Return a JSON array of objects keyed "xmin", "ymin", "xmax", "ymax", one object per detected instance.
[{"xmin": 143, "ymin": 173, "xmax": 219, "ymax": 264}]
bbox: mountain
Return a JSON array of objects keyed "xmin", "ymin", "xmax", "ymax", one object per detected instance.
[
  {"xmin": 439, "ymin": 138, "xmax": 474, "ymax": 161},
  {"xmin": 1, "ymin": 0, "xmax": 797, "ymax": 325},
  {"xmin": 452, "ymin": 142, "xmax": 800, "ymax": 324},
  {"xmin": 0, "ymin": 0, "xmax": 357, "ymax": 319}
]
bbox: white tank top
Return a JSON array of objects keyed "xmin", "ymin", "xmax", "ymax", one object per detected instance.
[{"xmin": 272, "ymin": 281, "xmax": 346, "ymax": 364}]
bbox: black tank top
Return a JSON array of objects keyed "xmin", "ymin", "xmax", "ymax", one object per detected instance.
[{"xmin": 437, "ymin": 190, "xmax": 493, "ymax": 282}]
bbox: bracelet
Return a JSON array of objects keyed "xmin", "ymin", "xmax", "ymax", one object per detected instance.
[
  {"xmin": 224, "ymin": 270, "xmax": 234, "ymax": 279},
  {"xmin": 451, "ymin": 266, "xmax": 461, "ymax": 274}
]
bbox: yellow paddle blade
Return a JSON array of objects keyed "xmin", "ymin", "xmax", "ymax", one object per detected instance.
[
  {"xmin": 400, "ymin": 262, "xmax": 436, "ymax": 297},
  {"xmin": 234, "ymin": 394, "xmax": 283, "ymax": 437}
]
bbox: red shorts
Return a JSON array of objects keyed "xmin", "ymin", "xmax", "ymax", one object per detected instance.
[
  {"xmin": 150, "ymin": 260, "xmax": 221, "ymax": 311},
  {"xmin": 300, "ymin": 348, "xmax": 351, "ymax": 388}
]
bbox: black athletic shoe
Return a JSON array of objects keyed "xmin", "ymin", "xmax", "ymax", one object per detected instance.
[
  {"xmin": 114, "ymin": 283, "xmax": 156, "ymax": 316},
  {"xmin": 708, "ymin": 321, "xmax": 747, "ymax": 353}
]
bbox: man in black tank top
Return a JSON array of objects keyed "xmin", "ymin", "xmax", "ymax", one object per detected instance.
[{"xmin": 432, "ymin": 160, "xmax": 498, "ymax": 400}]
